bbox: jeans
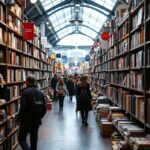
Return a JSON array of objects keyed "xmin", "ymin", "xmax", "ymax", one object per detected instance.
[{"xmin": 18, "ymin": 123, "xmax": 40, "ymax": 150}]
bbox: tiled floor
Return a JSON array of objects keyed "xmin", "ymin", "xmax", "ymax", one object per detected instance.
[{"xmin": 17, "ymin": 96, "xmax": 112, "ymax": 150}]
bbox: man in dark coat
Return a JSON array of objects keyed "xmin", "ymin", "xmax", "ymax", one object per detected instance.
[
  {"xmin": 18, "ymin": 75, "xmax": 47, "ymax": 150},
  {"xmin": 51, "ymin": 73, "xmax": 58, "ymax": 101},
  {"xmin": 66, "ymin": 76, "xmax": 75, "ymax": 101}
]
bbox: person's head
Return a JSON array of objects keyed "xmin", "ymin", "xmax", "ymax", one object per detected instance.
[
  {"xmin": 58, "ymin": 78, "xmax": 64, "ymax": 85},
  {"xmin": 79, "ymin": 76, "xmax": 88, "ymax": 86},
  {"xmin": 26, "ymin": 74, "xmax": 36, "ymax": 87},
  {"xmin": 80, "ymin": 76, "xmax": 87, "ymax": 83}
]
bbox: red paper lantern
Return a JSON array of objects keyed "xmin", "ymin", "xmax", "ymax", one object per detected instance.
[{"xmin": 101, "ymin": 32, "xmax": 110, "ymax": 40}]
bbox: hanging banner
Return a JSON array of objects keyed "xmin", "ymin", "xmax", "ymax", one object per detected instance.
[
  {"xmin": 23, "ymin": 22, "xmax": 34, "ymax": 40},
  {"xmin": 62, "ymin": 56, "xmax": 67, "ymax": 64},
  {"xmin": 85, "ymin": 55, "xmax": 90, "ymax": 61},
  {"xmin": 50, "ymin": 52, "xmax": 55, "ymax": 59},
  {"xmin": 41, "ymin": 37, "xmax": 47, "ymax": 45},
  {"xmin": 56, "ymin": 53, "xmax": 61, "ymax": 58}
]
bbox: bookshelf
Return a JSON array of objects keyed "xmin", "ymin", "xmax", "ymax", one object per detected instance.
[
  {"xmin": 89, "ymin": 0, "xmax": 150, "ymax": 148},
  {"xmin": 0, "ymin": 0, "xmax": 53, "ymax": 149}
]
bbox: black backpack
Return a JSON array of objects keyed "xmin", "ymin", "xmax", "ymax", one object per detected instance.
[
  {"xmin": 79, "ymin": 88, "xmax": 90, "ymax": 101},
  {"xmin": 29, "ymin": 92, "xmax": 47, "ymax": 121}
]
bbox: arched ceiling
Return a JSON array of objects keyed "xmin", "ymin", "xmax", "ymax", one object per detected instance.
[{"xmin": 25, "ymin": 0, "xmax": 122, "ymax": 47}]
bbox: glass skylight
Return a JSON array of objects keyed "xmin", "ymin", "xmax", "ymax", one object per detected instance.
[{"xmin": 40, "ymin": 0, "xmax": 117, "ymax": 46}]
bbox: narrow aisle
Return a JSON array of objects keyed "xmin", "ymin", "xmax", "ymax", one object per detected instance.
[{"xmin": 37, "ymin": 96, "xmax": 112, "ymax": 150}]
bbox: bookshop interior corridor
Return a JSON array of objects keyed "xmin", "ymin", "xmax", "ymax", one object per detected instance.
[{"xmin": 1, "ymin": 0, "xmax": 150, "ymax": 150}]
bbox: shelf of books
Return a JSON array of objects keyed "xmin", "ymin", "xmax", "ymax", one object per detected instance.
[
  {"xmin": 0, "ymin": 0, "xmax": 53, "ymax": 149},
  {"xmin": 89, "ymin": 0, "xmax": 150, "ymax": 149}
]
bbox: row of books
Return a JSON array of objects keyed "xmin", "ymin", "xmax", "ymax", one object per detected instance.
[
  {"xmin": 147, "ymin": 47, "xmax": 150, "ymax": 66},
  {"xmin": 0, "ymin": 27, "xmax": 6, "ymax": 44},
  {"xmin": 106, "ymin": 86, "xmax": 145, "ymax": 122},
  {"xmin": 118, "ymin": 56, "xmax": 129, "ymax": 69},
  {"xmin": 118, "ymin": 21, "xmax": 129, "ymax": 40},
  {"xmin": 7, "ymin": 101, "xmax": 19, "ymax": 116},
  {"xmin": 108, "ymin": 46, "xmax": 117, "ymax": 59},
  {"xmin": 130, "ymin": 71, "xmax": 144, "ymax": 90},
  {"xmin": 131, "ymin": 28, "xmax": 144, "ymax": 49},
  {"xmin": 6, "ymin": 86, "xmax": 21, "ymax": 100},
  {"xmin": 132, "ymin": 7, "xmax": 143, "ymax": 29},
  {"xmin": 9, "ymin": 3, "xmax": 22, "ymax": 19},
  {"xmin": 7, "ymin": 51, "xmax": 21, "ymax": 66},
  {"xmin": 130, "ymin": 50, "xmax": 143, "ymax": 68},
  {"xmin": 8, "ymin": 14, "xmax": 22, "ymax": 35},
  {"xmin": 23, "ymin": 41, "xmax": 47, "ymax": 59},
  {"xmin": 7, "ymin": 32, "xmax": 22, "ymax": 50},
  {"xmin": 118, "ymin": 38, "xmax": 128, "ymax": 54},
  {"xmin": 22, "ymin": 57, "xmax": 41, "ymax": 69},
  {"xmin": 0, "ymin": 5, "xmax": 5, "ymax": 23},
  {"xmin": 108, "ymin": 60, "xmax": 118, "ymax": 70},
  {"xmin": 7, "ymin": 117, "xmax": 17, "ymax": 134},
  {"xmin": 108, "ymin": 32, "xmax": 117, "ymax": 47},
  {"xmin": 7, "ymin": 69, "xmax": 22, "ymax": 83},
  {"xmin": 0, "ymin": 50, "xmax": 4, "ymax": 63},
  {"xmin": 7, "ymin": 131, "xmax": 18, "ymax": 150}
]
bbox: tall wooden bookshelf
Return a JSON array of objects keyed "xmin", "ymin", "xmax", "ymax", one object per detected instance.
[
  {"xmin": 89, "ymin": 0, "xmax": 150, "ymax": 135},
  {"xmin": 0, "ymin": 0, "xmax": 53, "ymax": 149}
]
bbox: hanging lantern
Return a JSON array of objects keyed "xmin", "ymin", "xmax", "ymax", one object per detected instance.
[
  {"xmin": 50, "ymin": 52, "xmax": 55, "ymax": 59},
  {"xmin": 85, "ymin": 55, "xmax": 90, "ymax": 61},
  {"xmin": 101, "ymin": 31, "xmax": 110, "ymax": 40},
  {"xmin": 57, "ymin": 62, "xmax": 61, "ymax": 69},
  {"xmin": 62, "ymin": 56, "xmax": 67, "ymax": 64}
]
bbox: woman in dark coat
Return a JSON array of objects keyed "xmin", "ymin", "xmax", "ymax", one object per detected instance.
[
  {"xmin": 76, "ymin": 76, "xmax": 92, "ymax": 126},
  {"xmin": 67, "ymin": 76, "xmax": 75, "ymax": 101}
]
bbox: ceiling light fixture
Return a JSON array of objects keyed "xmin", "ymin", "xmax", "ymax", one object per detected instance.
[{"xmin": 69, "ymin": 19, "xmax": 83, "ymax": 25}]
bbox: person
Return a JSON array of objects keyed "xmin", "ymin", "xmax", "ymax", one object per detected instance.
[
  {"xmin": 66, "ymin": 76, "xmax": 75, "ymax": 101},
  {"xmin": 56, "ymin": 77, "xmax": 68, "ymax": 111},
  {"xmin": 18, "ymin": 75, "xmax": 47, "ymax": 150},
  {"xmin": 76, "ymin": 76, "xmax": 92, "ymax": 126},
  {"xmin": 51, "ymin": 73, "xmax": 58, "ymax": 101}
]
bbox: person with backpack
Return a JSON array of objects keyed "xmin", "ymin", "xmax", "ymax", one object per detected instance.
[
  {"xmin": 76, "ymin": 76, "xmax": 92, "ymax": 126},
  {"xmin": 18, "ymin": 74, "xmax": 47, "ymax": 150}
]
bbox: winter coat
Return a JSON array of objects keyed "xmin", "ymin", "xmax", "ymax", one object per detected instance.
[
  {"xmin": 76, "ymin": 82, "xmax": 92, "ymax": 111},
  {"xmin": 18, "ymin": 84, "xmax": 47, "ymax": 126},
  {"xmin": 51, "ymin": 77, "xmax": 58, "ymax": 91},
  {"xmin": 56, "ymin": 83, "xmax": 68, "ymax": 97},
  {"xmin": 67, "ymin": 79, "xmax": 75, "ymax": 96}
]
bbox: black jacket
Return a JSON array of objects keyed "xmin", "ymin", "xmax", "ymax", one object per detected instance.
[
  {"xmin": 18, "ymin": 85, "xmax": 46, "ymax": 125},
  {"xmin": 67, "ymin": 79, "xmax": 75, "ymax": 96},
  {"xmin": 51, "ymin": 77, "xmax": 58, "ymax": 91},
  {"xmin": 76, "ymin": 83, "xmax": 92, "ymax": 111}
]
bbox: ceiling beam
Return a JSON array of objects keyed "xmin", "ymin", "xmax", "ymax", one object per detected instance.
[
  {"xmin": 50, "ymin": 30, "xmax": 94, "ymax": 46},
  {"xmin": 46, "ymin": 24, "xmax": 98, "ymax": 39},
  {"xmin": 84, "ymin": 0, "xmax": 112, "ymax": 13},
  {"xmin": 54, "ymin": 45, "xmax": 91, "ymax": 50},
  {"xmin": 33, "ymin": 0, "xmax": 72, "ymax": 21},
  {"xmin": 34, "ymin": 0, "xmax": 111, "ymax": 24}
]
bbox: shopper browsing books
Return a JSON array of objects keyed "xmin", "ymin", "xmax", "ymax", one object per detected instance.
[{"xmin": 76, "ymin": 76, "xmax": 92, "ymax": 126}]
